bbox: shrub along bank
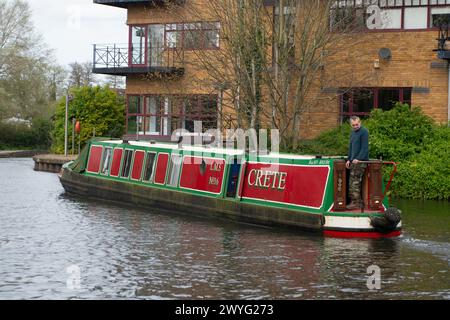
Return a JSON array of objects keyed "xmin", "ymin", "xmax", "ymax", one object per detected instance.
[
  {"xmin": 298, "ymin": 104, "xmax": 450, "ymax": 200},
  {"xmin": 0, "ymin": 118, "xmax": 53, "ymax": 151}
]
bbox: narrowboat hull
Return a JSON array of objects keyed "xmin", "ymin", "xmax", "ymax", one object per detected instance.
[
  {"xmin": 58, "ymin": 139, "xmax": 402, "ymax": 238},
  {"xmin": 59, "ymin": 166, "xmax": 324, "ymax": 231}
]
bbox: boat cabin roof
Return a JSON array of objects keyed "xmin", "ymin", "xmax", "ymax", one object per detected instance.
[
  {"xmin": 98, "ymin": 140, "xmax": 339, "ymax": 160},
  {"xmin": 101, "ymin": 140, "xmax": 245, "ymax": 156}
]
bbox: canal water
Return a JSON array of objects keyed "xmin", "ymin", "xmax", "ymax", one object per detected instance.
[{"xmin": 0, "ymin": 158, "xmax": 448, "ymax": 300}]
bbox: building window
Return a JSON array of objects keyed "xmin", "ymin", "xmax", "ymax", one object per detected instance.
[
  {"xmin": 131, "ymin": 26, "xmax": 146, "ymax": 65},
  {"xmin": 273, "ymin": 5, "xmax": 296, "ymax": 64},
  {"xmin": 331, "ymin": 1, "xmax": 450, "ymax": 30},
  {"xmin": 148, "ymin": 24, "xmax": 165, "ymax": 67},
  {"xmin": 166, "ymin": 22, "xmax": 220, "ymax": 50},
  {"xmin": 129, "ymin": 22, "xmax": 219, "ymax": 67},
  {"xmin": 342, "ymin": 89, "xmax": 374, "ymax": 115},
  {"xmin": 126, "ymin": 95, "xmax": 218, "ymax": 137},
  {"xmin": 204, "ymin": 23, "xmax": 221, "ymax": 49},
  {"xmin": 131, "ymin": 22, "xmax": 220, "ymax": 52},
  {"xmin": 127, "ymin": 95, "xmax": 145, "ymax": 135},
  {"xmin": 330, "ymin": 2, "xmax": 368, "ymax": 31},
  {"xmin": 145, "ymin": 96, "xmax": 165, "ymax": 135},
  {"xmin": 404, "ymin": 7, "xmax": 428, "ymax": 29},
  {"xmin": 126, "ymin": 116, "xmax": 146, "ymax": 135},
  {"xmin": 431, "ymin": 7, "xmax": 450, "ymax": 27},
  {"xmin": 378, "ymin": 88, "xmax": 401, "ymax": 111},
  {"xmin": 183, "ymin": 95, "xmax": 218, "ymax": 132},
  {"xmin": 128, "ymin": 96, "xmax": 144, "ymax": 114},
  {"xmin": 340, "ymin": 87, "xmax": 412, "ymax": 122},
  {"xmin": 166, "ymin": 24, "xmax": 181, "ymax": 48}
]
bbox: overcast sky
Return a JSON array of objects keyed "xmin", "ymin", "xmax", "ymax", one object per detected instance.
[{"xmin": 27, "ymin": 0, "xmax": 128, "ymax": 67}]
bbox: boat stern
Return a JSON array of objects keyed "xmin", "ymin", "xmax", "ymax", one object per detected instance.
[
  {"xmin": 323, "ymin": 208, "xmax": 402, "ymax": 238},
  {"xmin": 324, "ymin": 159, "xmax": 402, "ymax": 238}
]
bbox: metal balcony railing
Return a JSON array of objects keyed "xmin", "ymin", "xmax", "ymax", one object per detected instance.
[
  {"xmin": 93, "ymin": 43, "xmax": 185, "ymax": 76},
  {"xmin": 93, "ymin": 44, "xmax": 128, "ymax": 69}
]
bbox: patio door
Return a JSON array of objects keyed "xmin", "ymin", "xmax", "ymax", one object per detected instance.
[
  {"xmin": 145, "ymin": 96, "xmax": 170, "ymax": 136},
  {"xmin": 130, "ymin": 26, "xmax": 147, "ymax": 66},
  {"xmin": 148, "ymin": 25, "xmax": 165, "ymax": 67}
]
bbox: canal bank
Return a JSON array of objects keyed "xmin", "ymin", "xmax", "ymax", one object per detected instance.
[
  {"xmin": 0, "ymin": 150, "xmax": 46, "ymax": 158},
  {"xmin": 0, "ymin": 158, "xmax": 448, "ymax": 300},
  {"xmin": 33, "ymin": 154, "xmax": 77, "ymax": 173},
  {"xmin": 0, "ymin": 151, "xmax": 76, "ymax": 173}
]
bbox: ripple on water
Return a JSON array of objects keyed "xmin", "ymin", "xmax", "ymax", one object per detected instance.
[{"xmin": 0, "ymin": 158, "xmax": 449, "ymax": 300}]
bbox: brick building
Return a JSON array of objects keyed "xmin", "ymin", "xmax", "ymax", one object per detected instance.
[
  {"xmin": 93, "ymin": 0, "xmax": 450, "ymax": 141},
  {"xmin": 315, "ymin": 0, "xmax": 450, "ymax": 138}
]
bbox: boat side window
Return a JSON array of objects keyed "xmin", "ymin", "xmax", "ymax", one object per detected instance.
[
  {"xmin": 121, "ymin": 150, "xmax": 134, "ymax": 178},
  {"xmin": 100, "ymin": 147, "xmax": 113, "ymax": 175},
  {"xmin": 143, "ymin": 152, "xmax": 157, "ymax": 182},
  {"xmin": 167, "ymin": 154, "xmax": 183, "ymax": 187}
]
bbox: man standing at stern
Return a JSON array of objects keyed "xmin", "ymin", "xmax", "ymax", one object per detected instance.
[{"xmin": 346, "ymin": 116, "xmax": 369, "ymax": 210}]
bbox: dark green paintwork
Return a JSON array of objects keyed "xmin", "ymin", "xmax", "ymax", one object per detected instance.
[{"xmin": 71, "ymin": 140, "xmax": 388, "ymax": 219}]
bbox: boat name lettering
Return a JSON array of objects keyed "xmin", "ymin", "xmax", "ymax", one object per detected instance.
[{"xmin": 247, "ymin": 169, "xmax": 287, "ymax": 191}]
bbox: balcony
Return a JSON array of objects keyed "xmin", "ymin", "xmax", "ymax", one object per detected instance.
[
  {"xmin": 93, "ymin": 0, "xmax": 185, "ymax": 8},
  {"xmin": 93, "ymin": 44, "xmax": 185, "ymax": 77}
]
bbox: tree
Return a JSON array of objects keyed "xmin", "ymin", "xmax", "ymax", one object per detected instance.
[
  {"xmin": 181, "ymin": 0, "xmax": 268, "ymax": 131},
  {"xmin": 269, "ymin": 0, "xmax": 339, "ymax": 149},
  {"xmin": 0, "ymin": 0, "xmax": 33, "ymax": 77},
  {"xmin": 52, "ymin": 86, "xmax": 125, "ymax": 154},
  {"xmin": 1, "ymin": 53, "xmax": 52, "ymax": 119},
  {"xmin": 181, "ymin": 0, "xmax": 370, "ymax": 149},
  {"xmin": 68, "ymin": 62, "xmax": 96, "ymax": 88},
  {"xmin": 48, "ymin": 65, "xmax": 69, "ymax": 102},
  {"xmin": 102, "ymin": 75, "xmax": 126, "ymax": 90},
  {"xmin": 0, "ymin": 0, "xmax": 63, "ymax": 121}
]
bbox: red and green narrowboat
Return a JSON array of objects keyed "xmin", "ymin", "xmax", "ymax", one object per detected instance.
[{"xmin": 59, "ymin": 138, "xmax": 402, "ymax": 238}]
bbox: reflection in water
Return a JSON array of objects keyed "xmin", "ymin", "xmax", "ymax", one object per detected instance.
[
  {"xmin": 318, "ymin": 238, "xmax": 401, "ymax": 298},
  {"xmin": 0, "ymin": 158, "xmax": 449, "ymax": 299}
]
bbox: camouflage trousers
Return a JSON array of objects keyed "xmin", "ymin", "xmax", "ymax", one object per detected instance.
[{"xmin": 349, "ymin": 163, "xmax": 368, "ymax": 204}]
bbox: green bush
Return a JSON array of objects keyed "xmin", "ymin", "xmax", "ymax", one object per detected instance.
[
  {"xmin": 0, "ymin": 117, "xmax": 53, "ymax": 150},
  {"xmin": 365, "ymin": 104, "xmax": 435, "ymax": 161},
  {"xmin": 296, "ymin": 104, "xmax": 450, "ymax": 200},
  {"xmin": 298, "ymin": 125, "xmax": 350, "ymax": 156},
  {"xmin": 52, "ymin": 86, "xmax": 125, "ymax": 154},
  {"xmin": 365, "ymin": 104, "xmax": 449, "ymax": 199},
  {"xmin": 394, "ymin": 140, "xmax": 450, "ymax": 200},
  {"xmin": 298, "ymin": 103, "xmax": 436, "ymax": 161},
  {"xmin": 0, "ymin": 122, "xmax": 30, "ymax": 149},
  {"xmin": 30, "ymin": 117, "xmax": 53, "ymax": 149}
]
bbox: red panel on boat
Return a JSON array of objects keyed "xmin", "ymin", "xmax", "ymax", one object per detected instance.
[
  {"xmin": 87, "ymin": 146, "xmax": 103, "ymax": 173},
  {"xmin": 110, "ymin": 148, "xmax": 123, "ymax": 177},
  {"xmin": 180, "ymin": 157, "xmax": 225, "ymax": 194},
  {"xmin": 131, "ymin": 151, "xmax": 145, "ymax": 180},
  {"xmin": 241, "ymin": 163, "xmax": 330, "ymax": 209},
  {"xmin": 154, "ymin": 153, "xmax": 169, "ymax": 184}
]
